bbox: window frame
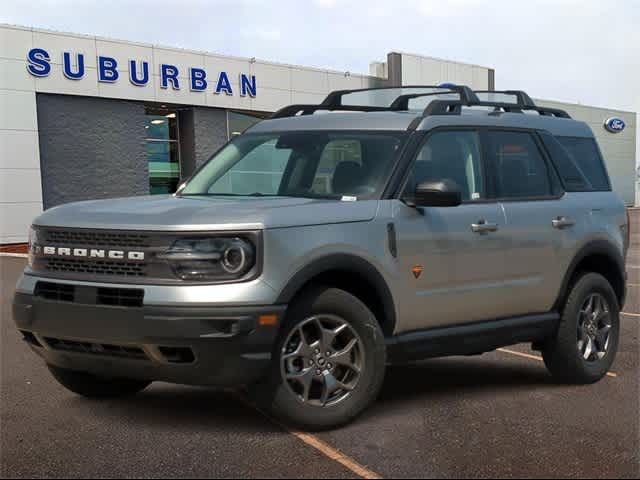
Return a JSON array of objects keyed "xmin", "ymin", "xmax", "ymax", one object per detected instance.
[
  {"xmin": 481, "ymin": 127, "xmax": 565, "ymax": 203},
  {"xmin": 145, "ymin": 108, "xmax": 182, "ymax": 194},
  {"xmin": 551, "ymin": 135, "xmax": 612, "ymax": 192},
  {"xmin": 397, "ymin": 127, "xmax": 493, "ymax": 205},
  {"xmin": 178, "ymin": 129, "xmax": 409, "ymax": 200}
]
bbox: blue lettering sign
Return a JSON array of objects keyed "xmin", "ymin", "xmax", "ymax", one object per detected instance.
[
  {"xmin": 62, "ymin": 52, "xmax": 85, "ymax": 80},
  {"xmin": 26, "ymin": 48, "xmax": 258, "ymax": 98},
  {"xmin": 215, "ymin": 71, "xmax": 233, "ymax": 95},
  {"xmin": 129, "ymin": 60, "xmax": 149, "ymax": 86},
  {"xmin": 190, "ymin": 68, "xmax": 207, "ymax": 92},
  {"xmin": 26, "ymin": 48, "xmax": 51, "ymax": 77},
  {"xmin": 98, "ymin": 56, "xmax": 119, "ymax": 83},
  {"xmin": 160, "ymin": 64, "xmax": 180, "ymax": 90},
  {"xmin": 240, "ymin": 74, "xmax": 256, "ymax": 97}
]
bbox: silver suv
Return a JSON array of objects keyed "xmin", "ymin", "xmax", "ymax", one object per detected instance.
[{"xmin": 13, "ymin": 86, "xmax": 630, "ymax": 430}]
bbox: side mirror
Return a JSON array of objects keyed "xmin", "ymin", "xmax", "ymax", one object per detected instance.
[{"xmin": 410, "ymin": 180, "xmax": 462, "ymax": 207}]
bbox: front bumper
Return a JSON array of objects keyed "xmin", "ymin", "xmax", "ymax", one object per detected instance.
[{"xmin": 13, "ymin": 289, "xmax": 286, "ymax": 387}]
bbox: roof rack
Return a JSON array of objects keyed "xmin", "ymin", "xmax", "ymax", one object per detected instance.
[
  {"xmin": 270, "ymin": 85, "xmax": 478, "ymax": 119},
  {"xmin": 269, "ymin": 85, "xmax": 572, "ymax": 121},
  {"xmin": 474, "ymin": 90, "xmax": 536, "ymax": 107},
  {"xmin": 422, "ymin": 100, "xmax": 572, "ymax": 119}
]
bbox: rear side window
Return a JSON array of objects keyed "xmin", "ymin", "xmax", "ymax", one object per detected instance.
[
  {"xmin": 555, "ymin": 137, "xmax": 610, "ymax": 191},
  {"xmin": 486, "ymin": 131, "xmax": 552, "ymax": 199},
  {"xmin": 538, "ymin": 132, "xmax": 592, "ymax": 191}
]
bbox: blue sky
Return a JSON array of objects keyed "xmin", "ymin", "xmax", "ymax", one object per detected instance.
[{"xmin": 3, "ymin": 0, "xmax": 639, "ymax": 167}]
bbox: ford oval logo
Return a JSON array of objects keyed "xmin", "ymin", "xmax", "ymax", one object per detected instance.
[{"xmin": 604, "ymin": 117, "xmax": 626, "ymax": 133}]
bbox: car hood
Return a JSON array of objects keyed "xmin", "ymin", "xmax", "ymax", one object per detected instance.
[{"xmin": 33, "ymin": 195, "xmax": 379, "ymax": 231}]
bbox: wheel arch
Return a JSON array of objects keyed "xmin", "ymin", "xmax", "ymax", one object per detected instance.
[
  {"xmin": 275, "ymin": 254, "xmax": 397, "ymax": 336},
  {"xmin": 555, "ymin": 240, "xmax": 626, "ymax": 311}
]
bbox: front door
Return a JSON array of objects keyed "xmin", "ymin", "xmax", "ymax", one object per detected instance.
[{"xmin": 392, "ymin": 129, "xmax": 510, "ymax": 333}]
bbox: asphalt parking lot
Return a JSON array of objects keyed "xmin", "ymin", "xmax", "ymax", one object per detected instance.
[{"xmin": 1, "ymin": 226, "xmax": 638, "ymax": 478}]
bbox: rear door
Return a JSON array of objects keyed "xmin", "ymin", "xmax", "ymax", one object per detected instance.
[
  {"xmin": 485, "ymin": 129, "xmax": 566, "ymax": 316},
  {"xmin": 392, "ymin": 129, "xmax": 511, "ymax": 332}
]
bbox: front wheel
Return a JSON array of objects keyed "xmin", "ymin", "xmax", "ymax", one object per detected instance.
[
  {"xmin": 251, "ymin": 286, "xmax": 386, "ymax": 431},
  {"xmin": 48, "ymin": 366, "xmax": 151, "ymax": 398},
  {"xmin": 542, "ymin": 272, "xmax": 620, "ymax": 384}
]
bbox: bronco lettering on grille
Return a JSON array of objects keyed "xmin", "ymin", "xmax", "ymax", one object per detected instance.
[{"xmin": 41, "ymin": 246, "xmax": 145, "ymax": 261}]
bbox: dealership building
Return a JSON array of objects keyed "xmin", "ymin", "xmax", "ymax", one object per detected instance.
[{"xmin": 0, "ymin": 23, "xmax": 637, "ymax": 244}]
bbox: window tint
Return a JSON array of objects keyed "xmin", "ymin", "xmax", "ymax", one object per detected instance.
[
  {"xmin": 556, "ymin": 137, "xmax": 610, "ymax": 191},
  {"xmin": 406, "ymin": 130, "xmax": 485, "ymax": 201},
  {"xmin": 539, "ymin": 132, "xmax": 592, "ymax": 191},
  {"xmin": 487, "ymin": 131, "xmax": 551, "ymax": 198},
  {"xmin": 210, "ymin": 139, "xmax": 290, "ymax": 195},
  {"xmin": 311, "ymin": 139, "xmax": 362, "ymax": 195},
  {"xmin": 181, "ymin": 132, "xmax": 404, "ymax": 200}
]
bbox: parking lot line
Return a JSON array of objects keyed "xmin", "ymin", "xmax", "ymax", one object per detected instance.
[
  {"xmin": 622, "ymin": 311, "xmax": 640, "ymax": 317},
  {"xmin": 497, "ymin": 348, "xmax": 618, "ymax": 378},
  {"xmin": 236, "ymin": 393, "xmax": 382, "ymax": 480},
  {"xmin": 0, "ymin": 252, "xmax": 28, "ymax": 259}
]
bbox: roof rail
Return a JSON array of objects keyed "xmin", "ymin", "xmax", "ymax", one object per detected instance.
[
  {"xmin": 320, "ymin": 85, "xmax": 480, "ymax": 108},
  {"xmin": 270, "ymin": 85, "xmax": 477, "ymax": 119},
  {"xmin": 268, "ymin": 85, "xmax": 572, "ymax": 122},
  {"xmin": 474, "ymin": 90, "xmax": 537, "ymax": 108},
  {"xmin": 422, "ymin": 100, "xmax": 572, "ymax": 119}
]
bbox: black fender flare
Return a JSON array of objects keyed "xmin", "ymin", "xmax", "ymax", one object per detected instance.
[
  {"xmin": 275, "ymin": 253, "xmax": 397, "ymax": 335},
  {"xmin": 554, "ymin": 239, "xmax": 626, "ymax": 310}
]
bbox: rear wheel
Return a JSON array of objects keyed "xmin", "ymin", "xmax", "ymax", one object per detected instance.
[
  {"xmin": 542, "ymin": 272, "xmax": 620, "ymax": 383},
  {"xmin": 251, "ymin": 286, "xmax": 386, "ymax": 431},
  {"xmin": 48, "ymin": 366, "xmax": 151, "ymax": 398}
]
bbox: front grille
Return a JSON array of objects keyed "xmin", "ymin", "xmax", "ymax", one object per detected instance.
[
  {"xmin": 97, "ymin": 287, "xmax": 144, "ymax": 307},
  {"xmin": 34, "ymin": 281, "xmax": 75, "ymax": 302},
  {"xmin": 34, "ymin": 282, "xmax": 144, "ymax": 307},
  {"xmin": 44, "ymin": 337, "xmax": 149, "ymax": 361},
  {"xmin": 42, "ymin": 258, "xmax": 147, "ymax": 277},
  {"xmin": 43, "ymin": 229, "xmax": 151, "ymax": 248}
]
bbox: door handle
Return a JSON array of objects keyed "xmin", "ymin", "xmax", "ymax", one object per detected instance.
[
  {"xmin": 552, "ymin": 216, "xmax": 575, "ymax": 229},
  {"xmin": 471, "ymin": 220, "xmax": 498, "ymax": 234}
]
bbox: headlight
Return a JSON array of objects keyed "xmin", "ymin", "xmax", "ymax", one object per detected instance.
[{"xmin": 159, "ymin": 237, "xmax": 256, "ymax": 281}]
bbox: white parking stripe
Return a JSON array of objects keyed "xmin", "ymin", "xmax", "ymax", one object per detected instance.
[
  {"xmin": 497, "ymin": 348, "xmax": 618, "ymax": 378},
  {"xmin": 0, "ymin": 253, "xmax": 28, "ymax": 259},
  {"xmin": 236, "ymin": 393, "xmax": 382, "ymax": 479}
]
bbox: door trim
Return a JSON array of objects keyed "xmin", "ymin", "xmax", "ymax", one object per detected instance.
[{"xmin": 386, "ymin": 312, "xmax": 559, "ymax": 363}]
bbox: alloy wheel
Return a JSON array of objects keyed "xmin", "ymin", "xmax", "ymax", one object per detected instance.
[
  {"xmin": 577, "ymin": 293, "xmax": 612, "ymax": 362},
  {"xmin": 280, "ymin": 315, "xmax": 364, "ymax": 407}
]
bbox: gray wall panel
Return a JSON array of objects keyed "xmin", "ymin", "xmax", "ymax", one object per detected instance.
[
  {"xmin": 36, "ymin": 93, "xmax": 147, "ymax": 209},
  {"xmin": 192, "ymin": 107, "xmax": 228, "ymax": 168}
]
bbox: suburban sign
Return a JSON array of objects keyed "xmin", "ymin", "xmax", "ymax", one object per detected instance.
[{"xmin": 26, "ymin": 47, "xmax": 257, "ymax": 97}]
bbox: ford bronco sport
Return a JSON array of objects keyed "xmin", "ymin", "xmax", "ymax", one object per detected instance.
[{"xmin": 13, "ymin": 86, "xmax": 630, "ymax": 430}]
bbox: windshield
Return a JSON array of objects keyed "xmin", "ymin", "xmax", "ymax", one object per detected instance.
[{"xmin": 180, "ymin": 131, "xmax": 405, "ymax": 200}]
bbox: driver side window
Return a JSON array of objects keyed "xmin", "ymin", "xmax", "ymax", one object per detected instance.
[{"xmin": 406, "ymin": 130, "xmax": 485, "ymax": 202}]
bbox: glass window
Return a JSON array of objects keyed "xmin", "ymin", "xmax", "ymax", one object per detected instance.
[
  {"xmin": 539, "ymin": 132, "xmax": 592, "ymax": 191},
  {"xmin": 145, "ymin": 108, "xmax": 180, "ymax": 194},
  {"xmin": 180, "ymin": 131, "xmax": 405, "ymax": 200},
  {"xmin": 212, "ymin": 139, "xmax": 290, "ymax": 195},
  {"xmin": 556, "ymin": 137, "xmax": 610, "ymax": 191},
  {"xmin": 311, "ymin": 140, "xmax": 362, "ymax": 195},
  {"xmin": 405, "ymin": 130, "xmax": 485, "ymax": 201},
  {"xmin": 487, "ymin": 131, "xmax": 552, "ymax": 198}
]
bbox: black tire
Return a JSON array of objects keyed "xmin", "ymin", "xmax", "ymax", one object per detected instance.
[
  {"xmin": 251, "ymin": 286, "xmax": 386, "ymax": 431},
  {"xmin": 542, "ymin": 272, "xmax": 620, "ymax": 384},
  {"xmin": 48, "ymin": 366, "xmax": 151, "ymax": 398}
]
